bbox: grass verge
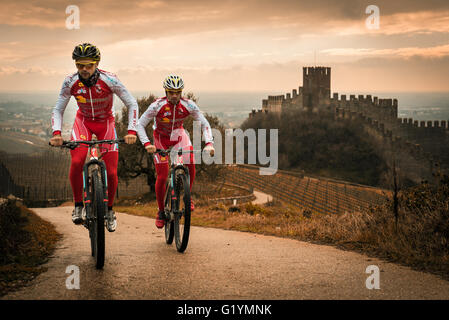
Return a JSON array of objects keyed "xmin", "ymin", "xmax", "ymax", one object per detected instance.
[
  {"xmin": 115, "ymin": 185, "xmax": 449, "ymax": 281},
  {"xmin": 0, "ymin": 198, "xmax": 62, "ymax": 297}
]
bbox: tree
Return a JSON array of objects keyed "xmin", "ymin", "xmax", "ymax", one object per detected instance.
[
  {"xmin": 182, "ymin": 92, "xmax": 227, "ymax": 183},
  {"xmin": 240, "ymin": 109, "xmax": 388, "ymax": 186},
  {"xmin": 116, "ymin": 95, "xmax": 157, "ymax": 193},
  {"xmin": 116, "ymin": 93, "xmax": 226, "ymax": 194}
]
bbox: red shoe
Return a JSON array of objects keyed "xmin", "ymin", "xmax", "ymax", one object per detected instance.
[
  {"xmin": 155, "ymin": 210, "xmax": 165, "ymax": 229},
  {"xmin": 190, "ymin": 200, "xmax": 194, "ymax": 212}
]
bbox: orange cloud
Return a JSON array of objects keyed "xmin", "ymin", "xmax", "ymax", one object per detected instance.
[
  {"xmin": 322, "ymin": 44, "xmax": 449, "ymax": 58},
  {"xmin": 1, "ymin": 0, "xmax": 448, "ymax": 93}
]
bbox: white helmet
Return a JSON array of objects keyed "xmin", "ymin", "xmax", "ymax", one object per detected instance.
[{"xmin": 163, "ymin": 74, "xmax": 184, "ymax": 90}]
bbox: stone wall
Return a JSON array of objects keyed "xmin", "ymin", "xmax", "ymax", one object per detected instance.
[{"xmin": 248, "ymin": 66, "xmax": 448, "ymax": 184}]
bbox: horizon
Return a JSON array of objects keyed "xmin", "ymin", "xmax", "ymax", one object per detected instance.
[
  {"xmin": 2, "ymin": 90, "xmax": 449, "ymax": 119},
  {"xmin": 2, "ymin": 89, "xmax": 449, "ymax": 94}
]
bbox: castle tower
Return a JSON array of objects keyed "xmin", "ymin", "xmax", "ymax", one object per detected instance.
[{"xmin": 302, "ymin": 66, "xmax": 331, "ymax": 111}]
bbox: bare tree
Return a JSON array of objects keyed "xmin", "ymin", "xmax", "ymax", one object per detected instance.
[
  {"xmin": 116, "ymin": 95, "xmax": 157, "ymax": 192},
  {"xmin": 116, "ymin": 93, "xmax": 227, "ymax": 193}
]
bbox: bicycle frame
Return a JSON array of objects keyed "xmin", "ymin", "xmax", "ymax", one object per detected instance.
[
  {"xmin": 82, "ymin": 144, "xmax": 108, "ymax": 227},
  {"xmin": 51, "ymin": 138, "xmax": 124, "ymax": 224},
  {"xmin": 159, "ymin": 148, "xmax": 194, "ymax": 220},
  {"xmin": 158, "ymin": 147, "xmax": 195, "ymax": 252},
  {"xmin": 51, "ymin": 137, "xmax": 124, "ymax": 268}
]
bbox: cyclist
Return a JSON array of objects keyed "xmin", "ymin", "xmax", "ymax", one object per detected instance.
[
  {"xmin": 49, "ymin": 43, "xmax": 139, "ymax": 232},
  {"xmin": 136, "ymin": 75, "xmax": 215, "ymax": 228}
]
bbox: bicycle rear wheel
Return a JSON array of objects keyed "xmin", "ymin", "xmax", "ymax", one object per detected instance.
[
  {"xmin": 164, "ymin": 180, "xmax": 174, "ymax": 245},
  {"xmin": 174, "ymin": 172, "xmax": 191, "ymax": 253},
  {"xmin": 91, "ymin": 170, "xmax": 105, "ymax": 269},
  {"xmin": 89, "ymin": 217, "xmax": 95, "ymax": 257}
]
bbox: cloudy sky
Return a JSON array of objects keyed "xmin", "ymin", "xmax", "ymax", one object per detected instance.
[{"xmin": 1, "ymin": 0, "xmax": 449, "ymax": 93}]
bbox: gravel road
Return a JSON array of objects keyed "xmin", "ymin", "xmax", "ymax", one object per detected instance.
[
  {"xmin": 252, "ymin": 190, "xmax": 273, "ymax": 205},
  {"xmin": 3, "ymin": 207, "xmax": 449, "ymax": 300}
]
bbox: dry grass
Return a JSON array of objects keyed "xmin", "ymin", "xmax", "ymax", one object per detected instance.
[
  {"xmin": 0, "ymin": 199, "xmax": 62, "ymax": 297},
  {"xmin": 116, "ymin": 183, "xmax": 449, "ymax": 280}
]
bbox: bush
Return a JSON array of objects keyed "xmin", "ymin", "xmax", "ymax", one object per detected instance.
[
  {"xmin": 243, "ymin": 202, "xmax": 267, "ymax": 216},
  {"xmin": 0, "ymin": 198, "xmax": 30, "ymax": 265},
  {"xmin": 240, "ymin": 109, "xmax": 387, "ymax": 186}
]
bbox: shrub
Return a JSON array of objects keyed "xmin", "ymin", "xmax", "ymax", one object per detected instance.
[{"xmin": 0, "ymin": 198, "xmax": 30, "ymax": 265}]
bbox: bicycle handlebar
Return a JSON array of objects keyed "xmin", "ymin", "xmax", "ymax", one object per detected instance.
[
  {"xmin": 155, "ymin": 148, "xmax": 200, "ymax": 156},
  {"xmin": 49, "ymin": 139, "xmax": 126, "ymax": 150}
]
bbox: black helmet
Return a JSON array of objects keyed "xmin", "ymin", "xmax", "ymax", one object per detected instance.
[{"xmin": 72, "ymin": 43, "xmax": 101, "ymax": 61}]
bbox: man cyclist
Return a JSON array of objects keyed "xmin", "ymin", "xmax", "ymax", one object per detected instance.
[
  {"xmin": 49, "ymin": 43, "xmax": 138, "ymax": 232},
  {"xmin": 136, "ymin": 75, "xmax": 215, "ymax": 228}
]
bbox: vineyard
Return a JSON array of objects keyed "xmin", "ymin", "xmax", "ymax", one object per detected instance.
[
  {"xmin": 0, "ymin": 150, "xmax": 387, "ymax": 212},
  {"xmin": 226, "ymin": 165, "xmax": 387, "ymax": 215},
  {"xmin": 0, "ymin": 150, "xmax": 154, "ymax": 203},
  {"xmin": 0, "ymin": 150, "xmax": 72, "ymax": 203},
  {"xmin": 0, "ymin": 150, "xmax": 254, "ymax": 205}
]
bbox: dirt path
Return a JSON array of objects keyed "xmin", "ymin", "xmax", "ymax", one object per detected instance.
[
  {"xmin": 3, "ymin": 207, "xmax": 449, "ymax": 300},
  {"xmin": 252, "ymin": 189, "xmax": 273, "ymax": 205}
]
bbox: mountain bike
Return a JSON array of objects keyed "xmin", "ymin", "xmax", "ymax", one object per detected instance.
[
  {"xmin": 52, "ymin": 138, "xmax": 124, "ymax": 269},
  {"xmin": 156, "ymin": 147, "xmax": 198, "ymax": 253}
]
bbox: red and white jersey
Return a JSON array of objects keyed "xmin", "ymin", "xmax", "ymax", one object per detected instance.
[
  {"xmin": 51, "ymin": 69, "xmax": 138, "ymax": 134},
  {"xmin": 137, "ymin": 97, "xmax": 213, "ymax": 145}
]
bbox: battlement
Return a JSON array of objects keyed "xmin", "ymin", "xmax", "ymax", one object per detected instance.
[
  {"xmin": 331, "ymin": 93, "xmax": 398, "ymax": 108},
  {"xmin": 267, "ymin": 95, "xmax": 285, "ymax": 102},
  {"xmin": 335, "ymin": 107, "xmax": 449, "ymax": 180},
  {"xmin": 397, "ymin": 118, "xmax": 448, "ymax": 129},
  {"xmin": 303, "ymin": 66, "xmax": 331, "ymax": 76},
  {"xmin": 261, "ymin": 95, "xmax": 285, "ymax": 113},
  {"xmin": 248, "ymin": 108, "xmax": 268, "ymax": 118},
  {"xmin": 303, "ymin": 66, "xmax": 331, "ymax": 110},
  {"xmin": 253, "ymin": 65, "xmax": 449, "ymax": 184}
]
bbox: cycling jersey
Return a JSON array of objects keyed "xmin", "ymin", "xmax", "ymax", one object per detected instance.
[
  {"xmin": 136, "ymin": 97, "xmax": 213, "ymax": 146},
  {"xmin": 137, "ymin": 96, "xmax": 213, "ymax": 212},
  {"xmin": 152, "ymin": 129, "xmax": 194, "ymax": 164},
  {"xmin": 69, "ymin": 118, "xmax": 119, "ymax": 204},
  {"xmin": 51, "ymin": 69, "xmax": 138, "ymax": 135},
  {"xmin": 51, "ymin": 69, "xmax": 138, "ymax": 207}
]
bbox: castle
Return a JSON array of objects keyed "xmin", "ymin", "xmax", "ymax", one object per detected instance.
[
  {"xmin": 249, "ymin": 66, "xmax": 449, "ymax": 185},
  {"xmin": 258, "ymin": 67, "xmax": 332, "ymax": 113}
]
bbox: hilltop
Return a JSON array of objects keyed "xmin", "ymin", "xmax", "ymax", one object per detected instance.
[{"xmin": 242, "ymin": 109, "xmax": 388, "ymax": 187}]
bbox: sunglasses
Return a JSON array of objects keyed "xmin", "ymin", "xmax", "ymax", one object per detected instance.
[
  {"xmin": 166, "ymin": 90, "xmax": 182, "ymax": 94},
  {"xmin": 76, "ymin": 62, "xmax": 96, "ymax": 69}
]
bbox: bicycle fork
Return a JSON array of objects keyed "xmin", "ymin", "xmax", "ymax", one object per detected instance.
[
  {"xmin": 168, "ymin": 166, "xmax": 190, "ymax": 220},
  {"xmin": 82, "ymin": 160, "xmax": 108, "ymax": 229},
  {"xmin": 165, "ymin": 172, "xmax": 176, "ymax": 222}
]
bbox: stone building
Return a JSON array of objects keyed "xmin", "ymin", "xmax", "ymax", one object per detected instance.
[
  {"xmin": 249, "ymin": 66, "xmax": 449, "ymax": 184},
  {"xmin": 250, "ymin": 66, "xmax": 331, "ymax": 115}
]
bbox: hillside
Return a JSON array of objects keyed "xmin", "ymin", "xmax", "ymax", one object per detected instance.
[
  {"xmin": 241, "ymin": 109, "xmax": 388, "ymax": 187},
  {"xmin": 0, "ymin": 131, "xmax": 48, "ymax": 154},
  {"xmin": 0, "ymin": 197, "xmax": 61, "ymax": 296}
]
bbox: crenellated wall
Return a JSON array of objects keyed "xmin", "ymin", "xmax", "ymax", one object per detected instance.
[
  {"xmin": 332, "ymin": 93, "xmax": 449, "ymax": 163},
  {"xmin": 262, "ymin": 95, "xmax": 285, "ymax": 113},
  {"xmin": 330, "ymin": 93, "xmax": 398, "ymax": 123},
  {"xmin": 303, "ymin": 66, "xmax": 331, "ymax": 111},
  {"xmin": 334, "ymin": 102, "xmax": 449, "ymax": 183},
  {"xmin": 247, "ymin": 66, "xmax": 449, "ymax": 184}
]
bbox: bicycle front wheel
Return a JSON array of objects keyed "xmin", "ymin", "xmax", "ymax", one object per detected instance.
[
  {"xmin": 164, "ymin": 180, "xmax": 174, "ymax": 245},
  {"xmin": 174, "ymin": 172, "xmax": 191, "ymax": 253},
  {"xmin": 91, "ymin": 170, "xmax": 105, "ymax": 269}
]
